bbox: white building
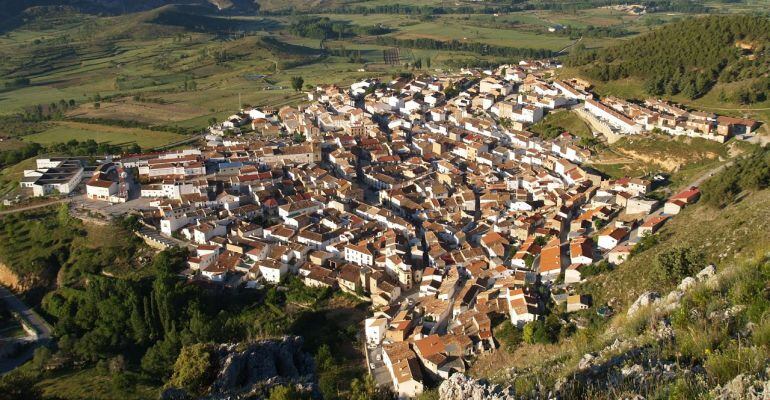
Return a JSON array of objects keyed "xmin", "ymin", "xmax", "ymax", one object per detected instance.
[
  {"xmin": 584, "ymin": 99, "xmax": 642, "ymax": 134},
  {"xmin": 20, "ymin": 158, "xmax": 84, "ymax": 197},
  {"xmin": 365, "ymin": 317, "xmax": 388, "ymax": 345},
  {"xmin": 344, "ymin": 243, "xmax": 374, "ymax": 266}
]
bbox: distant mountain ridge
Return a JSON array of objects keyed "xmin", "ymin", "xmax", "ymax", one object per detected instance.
[{"xmin": 1, "ymin": 0, "xmax": 260, "ymax": 19}]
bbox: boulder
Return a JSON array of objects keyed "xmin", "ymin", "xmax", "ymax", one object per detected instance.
[
  {"xmin": 627, "ymin": 291, "xmax": 660, "ymax": 316},
  {"xmin": 677, "ymin": 276, "xmax": 697, "ymax": 291},
  {"xmin": 578, "ymin": 353, "xmax": 596, "ymax": 370},
  {"xmin": 696, "ymin": 264, "xmax": 716, "ymax": 281},
  {"xmin": 166, "ymin": 336, "xmax": 317, "ymax": 400},
  {"xmin": 712, "ymin": 371, "xmax": 770, "ymax": 400},
  {"xmin": 621, "ymin": 364, "xmax": 644, "ymax": 378},
  {"xmin": 438, "ymin": 374, "xmax": 516, "ymax": 400}
]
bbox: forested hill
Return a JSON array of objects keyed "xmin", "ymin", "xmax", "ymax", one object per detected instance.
[{"xmin": 567, "ymin": 15, "xmax": 770, "ymax": 99}]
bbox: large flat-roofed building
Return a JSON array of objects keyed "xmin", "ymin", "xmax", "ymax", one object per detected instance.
[{"xmin": 20, "ymin": 158, "xmax": 85, "ymax": 197}]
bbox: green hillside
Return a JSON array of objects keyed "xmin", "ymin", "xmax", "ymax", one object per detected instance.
[
  {"xmin": 469, "ymin": 146, "xmax": 770, "ymax": 398},
  {"xmin": 567, "ymin": 15, "xmax": 770, "ymax": 100}
]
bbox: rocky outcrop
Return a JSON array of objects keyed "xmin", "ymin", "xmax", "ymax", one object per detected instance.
[
  {"xmin": 628, "ymin": 265, "xmax": 718, "ymax": 317},
  {"xmin": 711, "ymin": 368, "xmax": 770, "ymax": 400},
  {"xmin": 439, "ymin": 265, "xmax": 733, "ymax": 400},
  {"xmin": 696, "ymin": 264, "xmax": 717, "ymax": 281},
  {"xmin": 439, "ymin": 374, "xmax": 516, "ymax": 400},
  {"xmin": 627, "ymin": 291, "xmax": 660, "ymax": 316},
  {"xmin": 162, "ymin": 336, "xmax": 318, "ymax": 400}
]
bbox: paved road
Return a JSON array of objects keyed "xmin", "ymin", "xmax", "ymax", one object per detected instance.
[
  {"xmin": 365, "ymin": 344, "xmax": 391, "ymax": 387},
  {"xmin": 688, "ymin": 160, "xmax": 733, "ymax": 189},
  {"xmin": 151, "ymin": 134, "xmax": 204, "ymax": 151},
  {"xmin": 557, "ymin": 36, "xmax": 583, "ymax": 54},
  {"xmin": 0, "ymin": 285, "xmax": 52, "ymax": 374},
  {"xmin": 599, "ymin": 160, "xmax": 733, "ymax": 260}
]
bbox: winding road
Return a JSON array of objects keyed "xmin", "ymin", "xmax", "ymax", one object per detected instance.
[{"xmin": 0, "ymin": 285, "xmax": 52, "ymax": 374}]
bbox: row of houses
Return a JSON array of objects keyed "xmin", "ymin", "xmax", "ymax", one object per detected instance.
[
  {"xmin": 582, "ymin": 95, "xmax": 758, "ymax": 142},
  {"xmin": 46, "ymin": 59, "xmax": 712, "ymax": 398}
]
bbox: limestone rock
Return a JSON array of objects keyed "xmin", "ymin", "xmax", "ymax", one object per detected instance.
[
  {"xmin": 621, "ymin": 364, "xmax": 644, "ymax": 378},
  {"xmin": 438, "ymin": 374, "xmax": 516, "ymax": 400},
  {"xmin": 164, "ymin": 336, "xmax": 317, "ymax": 400},
  {"xmin": 578, "ymin": 353, "xmax": 596, "ymax": 370},
  {"xmin": 678, "ymin": 276, "xmax": 697, "ymax": 291},
  {"xmin": 696, "ymin": 264, "xmax": 716, "ymax": 281},
  {"xmin": 627, "ymin": 291, "xmax": 660, "ymax": 316},
  {"xmin": 712, "ymin": 371, "xmax": 770, "ymax": 400}
]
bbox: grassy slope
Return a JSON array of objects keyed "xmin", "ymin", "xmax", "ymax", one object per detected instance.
[
  {"xmin": 0, "ymin": 206, "xmax": 147, "ymax": 286},
  {"xmin": 37, "ymin": 369, "xmax": 159, "ymax": 400},
  {"xmin": 585, "ymin": 134, "xmax": 734, "ymax": 188},
  {"xmin": 530, "ymin": 109, "xmax": 593, "ymax": 139},
  {"xmin": 22, "ymin": 121, "xmax": 185, "ymax": 149},
  {"xmin": 0, "ymin": 156, "xmax": 35, "ymax": 196},
  {"xmin": 587, "ymin": 188, "xmax": 770, "ymax": 307},
  {"xmin": 471, "ymin": 185, "xmax": 770, "ymax": 390}
]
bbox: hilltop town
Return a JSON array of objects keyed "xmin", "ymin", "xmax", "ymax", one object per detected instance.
[{"xmin": 13, "ymin": 59, "xmax": 760, "ymax": 398}]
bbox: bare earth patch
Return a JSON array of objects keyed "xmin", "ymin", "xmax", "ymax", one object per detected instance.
[{"xmin": 67, "ymin": 98, "xmax": 207, "ymax": 124}]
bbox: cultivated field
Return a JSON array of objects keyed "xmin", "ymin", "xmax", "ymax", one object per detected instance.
[
  {"xmin": 23, "ymin": 121, "xmax": 185, "ymax": 149},
  {"xmin": 0, "ymin": 6, "xmax": 643, "ymax": 128}
]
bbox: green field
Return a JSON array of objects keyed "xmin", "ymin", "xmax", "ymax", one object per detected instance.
[
  {"xmin": 531, "ymin": 109, "xmax": 593, "ymax": 139},
  {"xmin": 0, "ymin": 6, "xmax": 642, "ymax": 128},
  {"xmin": 390, "ymin": 20, "xmax": 577, "ymax": 50},
  {"xmin": 38, "ymin": 368, "xmax": 160, "ymax": 400},
  {"xmin": 22, "ymin": 121, "xmax": 185, "ymax": 149},
  {"xmin": 0, "ymin": 4, "xmax": 765, "ymax": 149}
]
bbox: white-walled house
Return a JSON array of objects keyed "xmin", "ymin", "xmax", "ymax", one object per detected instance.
[
  {"xmin": 365, "ymin": 317, "xmax": 388, "ymax": 345},
  {"xmin": 597, "ymin": 227, "xmax": 629, "ymax": 250},
  {"xmin": 258, "ymin": 259, "xmax": 289, "ymax": 284},
  {"xmin": 345, "ymin": 243, "xmax": 375, "ymax": 266}
]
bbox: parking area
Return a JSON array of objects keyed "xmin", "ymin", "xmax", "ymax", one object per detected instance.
[
  {"xmin": 72, "ymin": 195, "xmax": 155, "ymax": 217},
  {"xmin": 365, "ymin": 344, "xmax": 391, "ymax": 387}
]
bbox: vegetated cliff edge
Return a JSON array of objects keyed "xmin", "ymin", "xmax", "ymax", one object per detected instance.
[
  {"xmin": 163, "ymin": 336, "xmax": 318, "ymax": 400},
  {"xmin": 0, "ymin": 262, "xmax": 23, "ymax": 291}
]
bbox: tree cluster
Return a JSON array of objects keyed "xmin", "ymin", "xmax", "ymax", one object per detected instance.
[
  {"xmin": 287, "ymin": 17, "xmax": 390, "ymax": 40},
  {"xmin": 567, "ymin": 15, "xmax": 770, "ymax": 99},
  {"xmin": 551, "ymin": 24, "xmax": 632, "ymax": 39},
  {"xmin": 21, "ymin": 99, "xmax": 78, "ymax": 122},
  {"xmin": 652, "ymin": 247, "xmax": 704, "ymax": 284},
  {"xmin": 522, "ymin": 314, "xmax": 563, "ymax": 344},
  {"xmin": 42, "ymin": 249, "xmax": 204, "ymax": 381},
  {"xmin": 375, "ymin": 36, "xmax": 555, "ymax": 59},
  {"xmin": 702, "ymin": 148, "xmax": 770, "ymax": 208}
]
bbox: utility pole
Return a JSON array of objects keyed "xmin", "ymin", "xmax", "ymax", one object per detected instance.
[{"xmin": 238, "ymin": 92, "xmax": 242, "ymax": 110}]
